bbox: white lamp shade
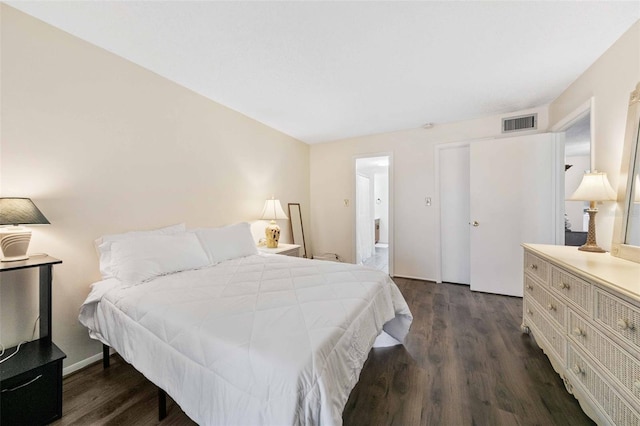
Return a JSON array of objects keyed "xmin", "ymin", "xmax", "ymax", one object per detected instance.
[
  {"xmin": 260, "ymin": 198, "xmax": 288, "ymax": 221},
  {"xmin": 568, "ymin": 172, "xmax": 616, "ymax": 202}
]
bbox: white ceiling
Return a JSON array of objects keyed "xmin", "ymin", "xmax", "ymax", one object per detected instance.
[{"xmin": 7, "ymin": 1, "xmax": 640, "ymax": 144}]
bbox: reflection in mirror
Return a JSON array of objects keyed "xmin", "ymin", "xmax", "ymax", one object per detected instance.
[
  {"xmin": 564, "ymin": 112, "xmax": 591, "ymax": 246},
  {"xmin": 624, "ymin": 119, "xmax": 640, "ymax": 246},
  {"xmin": 612, "ymin": 81, "xmax": 640, "ymax": 263},
  {"xmin": 288, "ymin": 203, "xmax": 307, "ymax": 258}
]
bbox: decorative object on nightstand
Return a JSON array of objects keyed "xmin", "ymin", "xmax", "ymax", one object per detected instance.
[
  {"xmin": 260, "ymin": 197, "xmax": 288, "ymax": 248},
  {"xmin": 0, "ymin": 256, "xmax": 66, "ymax": 425},
  {"xmin": 0, "ymin": 197, "xmax": 50, "ymax": 262},
  {"xmin": 568, "ymin": 171, "xmax": 616, "ymax": 253}
]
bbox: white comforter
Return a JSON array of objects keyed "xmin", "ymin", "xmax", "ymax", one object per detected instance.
[{"xmin": 79, "ymin": 254, "xmax": 412, "ymax": 425}]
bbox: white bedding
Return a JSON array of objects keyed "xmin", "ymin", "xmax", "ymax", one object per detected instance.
[{"xmin": 79, "ymin": 254, "xmax": 412, "ymax": 425}]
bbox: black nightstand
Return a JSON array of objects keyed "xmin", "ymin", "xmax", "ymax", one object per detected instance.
[{"xmin": 0, "ymin": 256, "xmax": 66, "ymax": 425}]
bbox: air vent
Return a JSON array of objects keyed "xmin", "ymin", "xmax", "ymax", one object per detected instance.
[{"xmin": 502, "ymin": 114, "xmax": 537, "ymax": 133}]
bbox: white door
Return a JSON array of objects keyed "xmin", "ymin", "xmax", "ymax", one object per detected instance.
[
  {"xmin": 356, "ymin": 174, "xmax": 374, "ymax": 264},
  {"xmin": 469, "ymin": 133, "xmax": 557, "ymax": 296},
  {"xmin": 439, "ymin": 145, "xmax": 471, "ymax": 285}
]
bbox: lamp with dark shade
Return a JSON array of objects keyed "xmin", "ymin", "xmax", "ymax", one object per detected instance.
[
  {"xmin": 568, "ymin": 172, "xmax": 616, "ymax": 253},
  {"xmin": 260, "ymin": 197, "xmax": 288, "ymax": 248},
  {"xmin": 0, "ymin": 197, "xmax": 50, "ymax": 262}
]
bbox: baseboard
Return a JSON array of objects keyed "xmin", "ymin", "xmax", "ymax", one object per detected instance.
[
  {"xmin": 392, "ymin": 274, "xmax": 435, "ymax": 282},
  {"xmin": 63, "ymin": 347, "xmax": 114, "ymax": 377}
]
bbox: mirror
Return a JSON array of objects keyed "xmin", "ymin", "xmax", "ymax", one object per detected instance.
[
  {"xmin": 612, "ymin": 82, "xmax": 640, "ymax": 262},
  {"xmin": 288, "ymin": 203, "xmax": 307, "ymax": 258},
  {"xmin": 626, "ymin": 121, "xmax": 640, "ymax": 246}
]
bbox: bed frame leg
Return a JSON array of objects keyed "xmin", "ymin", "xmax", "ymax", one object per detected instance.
[
  {"xmin": 102, "ymin": 344, "xmax": 110, "ymax": 369},
  {"xmin": 158, "ymin": 388, "xmax": 167, "ymax": 420}
]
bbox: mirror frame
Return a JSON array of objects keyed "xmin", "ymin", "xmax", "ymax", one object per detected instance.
[
  {"xmin": 612, "ymin": 82, "xmax": 640, "ymax": 263},
  {"xmin": 288, "ymin": 203, "xmax": 307, "ymax": 258}
]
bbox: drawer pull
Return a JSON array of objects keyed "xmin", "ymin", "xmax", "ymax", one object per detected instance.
[
  {"xmin": 617, "ymin": 319, "xmax": 635, "ymax": 331},
  {"xmin": 526, "ymin": 284, "xmax": 533, "ymax": 291},
  {"xmin": 529, "ymin": 264, "xmax": 538, "ymax": 271},
  {"xmin": 573, "ymin": 327, "xmax": 585, "ymax": 337},
  {"xmin": 572, "ymin": 365, "xmax": 584, "ymax": 375},
  {"xmin": 527, "ymin": 309, "xmax": 533, "ymax": 316},
  {"xmin": 1, "ymin": 374, "xmax": 42, "ymax": 393},
  {"xmin": 547, "ymin": 303, "xmax": 556, "ymax": 311},
  {"xmin": 560, "ymin": 282, "xmax": 570, "ymax": 290}
]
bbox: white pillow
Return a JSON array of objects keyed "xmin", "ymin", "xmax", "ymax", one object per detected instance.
[
  {"xmin": 95, "ymin": 223, "xmax": 186, "ymax": 279},
  {"xmin": 194, "ymin": 222, "xmax": 258, "ymax": 264},
  {"xmin": 109, "ymin": 232, "xmax": 210, "ymax": 286}
]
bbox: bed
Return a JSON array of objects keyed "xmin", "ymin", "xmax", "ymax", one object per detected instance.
[{"xmin": 79, "ymin": 223, "xmax": 412, "ymax": 425}]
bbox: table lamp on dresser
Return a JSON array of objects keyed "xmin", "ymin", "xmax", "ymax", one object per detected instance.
[
  {"xmin": 568, "ymin": 171, "xmax": 616, "ymax": 253},
  {"xmin": 0, "ymin": 197, "xmax": 50, "ymax": 261}
]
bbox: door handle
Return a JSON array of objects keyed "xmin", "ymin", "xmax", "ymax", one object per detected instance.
[{"xmin": 470, "ymin": 221, "xmax": 480, "ymax": 227}]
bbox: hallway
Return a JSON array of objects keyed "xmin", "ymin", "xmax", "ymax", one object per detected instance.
[{"xmin": 363, "ymin": 243, "xmax": 388, "ymax": 274}]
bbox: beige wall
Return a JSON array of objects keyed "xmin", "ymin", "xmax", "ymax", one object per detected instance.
[
  {"xmin": 549, "ymin": 21, "xmax": 640, "ymax": 251},
  {"xmin": 310, "ymin": 107, "xmax": 548, "ymax": 280},
  {"xmin": 310, "ymin": 20, "xmax": 639, "ymax": 279},
  {"xmin": 0, "ymin": 5, "xmax": 309, "ymax": 369}
]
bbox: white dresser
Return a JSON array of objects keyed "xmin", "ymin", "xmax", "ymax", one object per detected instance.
[{"xmin": 522, "ymin": 244, "xmax": 640, "ymax": 425}]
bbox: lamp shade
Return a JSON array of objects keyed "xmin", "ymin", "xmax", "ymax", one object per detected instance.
[
  {"xmin": 260, "ymin": 198, "xmax": 288, "ymax": 221},
  {"xmin": 0, "ymin": 198, "xmax": 50, "ymax": 225},
  {"xmin": 568, "ymin": 172, "xmax": 616, "ymax": 202}
]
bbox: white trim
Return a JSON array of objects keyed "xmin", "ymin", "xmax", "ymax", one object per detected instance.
[
  {"xmin": 550, "ymin": 97, "xmax": 593, "ymax": 132},
  {"xmin": 553, "ymin": 134, "xmax": 565, "ymax": 245},
  {"xmin": 62, "ymin": 349, "xmax": 112, "ymax": 377},
  {"xmin": 353, "ymin": 152, "xmax": 394, "ymax": 277},
  {"xmin": 551, "ymin": 97, "xmax": 594, "ymax": 245},
  {"xmin": 550, "ymin": 97, "xmax": 594, "ymax": 170},
  {"xmin": 392, "ymin": 274, "xmax": 435, "ymax": 282}
]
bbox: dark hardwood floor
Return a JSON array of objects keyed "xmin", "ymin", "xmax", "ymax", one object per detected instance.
[{"xmin": 53, "ymin": 279, "xmax": 594, "ymax": 426}]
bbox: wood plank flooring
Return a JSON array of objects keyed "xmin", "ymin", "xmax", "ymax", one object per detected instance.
[{"xmin": 53, "ymin": 279, "xmax": 594, "ymax": 426}]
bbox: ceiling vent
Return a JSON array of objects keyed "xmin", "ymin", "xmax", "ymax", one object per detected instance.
[{"xmin": 502, "ymin": 113, "xmax": 537, "ymax": 133}]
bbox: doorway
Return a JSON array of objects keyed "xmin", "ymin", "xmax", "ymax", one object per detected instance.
[
  {"xmin": 355, "ymin": 156, "xmax": 390, "ymax": 274},
  {"xmin": 551, "ymin": 98, "xmax": 593, "ymax": 247},
  {"xmin": 562, "ymin": 112, "xmax": 591, "ymax": 246}
]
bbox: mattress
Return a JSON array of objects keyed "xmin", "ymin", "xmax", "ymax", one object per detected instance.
[{"xmin": 79, "ymin": 254, "xmax": 412, "ymax": 425}]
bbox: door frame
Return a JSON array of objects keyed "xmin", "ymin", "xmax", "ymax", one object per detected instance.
[
  {"xmin": 550, "ymin": 97, "xmax": 594, "ymax": 245},
  {"xmin": 353, "ymin": 152, "xmax": 394, "ymax": 276}
]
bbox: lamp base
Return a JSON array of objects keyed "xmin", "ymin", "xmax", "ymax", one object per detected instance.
[
  {"xmin": 0, "ymin": 227, "xmax": 32, "ymax": 262},
  {"xmin": 578, "ymin": 244, "xmax": 606, "ymax": 253},
  {"xmin": 578, "ymin": 207, "xmax": 606, "ymax": 254},
  {"xmin": 265, "ymin": 221, "xmax": 281, "ymax": 248}
]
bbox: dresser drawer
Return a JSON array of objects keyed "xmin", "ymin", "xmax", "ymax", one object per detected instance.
[
  {"xmin": 524, "ymin": 300, "xmax": 566, "ymax": 363},
  {"xmin": 1, "ymin": 359, "xmax": 63, "ymax": 425},
  {"xmin": 551, "ymin": 267, "xmax": 591, "ymax": 315},
  {"xmin": 595, "ymin": 288, "xmax": 640, "ymax": 351},
  {"xmin": 525, "ymin": 276, "xmax": 565, "ymax": 328},
  {"xmin": 524, "ymin": 251, "xmax": 549, "ymax": 284},
  {"xmin": 568, "ymin": 345, "xmax": 640, "ymax": 426},
  {"xmin": 569, "ymin": 310, "xmax": 640, "ymax": 405}
]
